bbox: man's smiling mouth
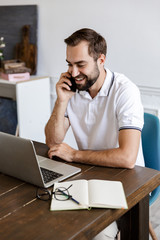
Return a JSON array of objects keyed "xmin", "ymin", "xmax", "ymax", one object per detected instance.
[{"xmin": 75, "ymin": 76, "xmax": 86, "ymax": 82}]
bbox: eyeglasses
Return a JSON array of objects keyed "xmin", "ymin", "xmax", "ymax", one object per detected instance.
[
  {"xmin": 36, "ymin": 184, "xmax": 73, "ymax": 202},
  {"xmin": 36, "ymin": 187, "xmax": 52, "ymax": 201},
  {"xmin": 54, "ymin": 184, "xmax": 73, "ymax": 201}
]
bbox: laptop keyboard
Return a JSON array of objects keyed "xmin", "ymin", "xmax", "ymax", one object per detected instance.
[{"xmin": 40, "ymin": 167, "xmax": 63, "ymax": 184}]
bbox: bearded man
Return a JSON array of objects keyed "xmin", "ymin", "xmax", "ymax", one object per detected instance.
[{"xmin": 45, "ymin": 28, "xmax": 144, "ymax": 240}]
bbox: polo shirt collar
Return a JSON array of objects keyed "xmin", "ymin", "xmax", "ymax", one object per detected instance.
[{"xmin": 78, "ymin": 68, "xmax": 113, "ymax": 98}]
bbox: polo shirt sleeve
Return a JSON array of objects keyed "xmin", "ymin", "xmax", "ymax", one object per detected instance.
[{"xmin": 116, "ymin": 80, "xmax": 144, "ymax": 131}]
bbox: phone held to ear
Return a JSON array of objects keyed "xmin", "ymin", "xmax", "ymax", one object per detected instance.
[
  {"xmin": 67, "ymin": 76, "xmax": 77, "ymax": 92},
  {"xmin": 70, "ymin": 77, "xmax": 77, "ymax": 92}
]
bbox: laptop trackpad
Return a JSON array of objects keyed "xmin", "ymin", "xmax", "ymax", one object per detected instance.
[
  {"xmin": 37, "ymin": 155, "xmax": 50, "ymax": 162},
  {"xmin": 38, "ymin": 155, "xmax": 66, "ymax": 171},
  {"xmin": 37, "ymin": 155, "xmax": 81, "ymax": 179}
]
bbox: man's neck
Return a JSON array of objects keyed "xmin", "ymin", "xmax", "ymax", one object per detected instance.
[{"xmin": 88, "ymin": 68, "xmax": 106, "ymax": 98}]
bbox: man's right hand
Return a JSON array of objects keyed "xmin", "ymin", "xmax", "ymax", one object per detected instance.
[{"xmin": 56, "ymin": 72, "xmax": 75, "ymax": 103}]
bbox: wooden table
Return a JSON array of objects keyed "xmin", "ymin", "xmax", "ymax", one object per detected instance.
[{"xmin": 0, "ymin": 142, "xmax": 160, "ymax": 240}]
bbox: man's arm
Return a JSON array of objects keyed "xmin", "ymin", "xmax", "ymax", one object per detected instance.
[
  {"xmin": 48, "ymin": 129, "xmax": 141, "ymax": 169},
  {"xmin": 45, "ymin": 72, "xmax": 75, "ymax": 147},
  {"xmin": 45, "ymin": 100, "xmax": 70, "ymax": 147}
]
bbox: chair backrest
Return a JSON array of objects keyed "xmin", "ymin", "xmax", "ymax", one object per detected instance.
[{"xmin": 142, "ymin": 112, "xmax": 160, "ymax": 205}]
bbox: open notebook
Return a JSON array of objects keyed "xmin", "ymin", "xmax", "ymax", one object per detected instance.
[{"xmin": 50, "ymin": 179, "xmax": 128, "ymax": 211}]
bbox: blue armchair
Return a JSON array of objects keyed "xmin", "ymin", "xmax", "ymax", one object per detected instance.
[{"xmin": 141, "ymin": 112, "xmax": 160, "ymax": 239}]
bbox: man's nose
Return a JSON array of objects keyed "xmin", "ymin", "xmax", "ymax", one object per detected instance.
[{"xmin": 71, "ymin": 66, "xmax": 80, "ymax": 78}]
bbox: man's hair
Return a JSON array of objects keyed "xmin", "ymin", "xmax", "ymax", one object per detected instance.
[{"xmin": 64, "ymin": 28, "xmax": 107, "ymax": 61}]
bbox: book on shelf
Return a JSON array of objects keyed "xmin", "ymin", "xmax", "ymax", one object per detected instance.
[
  {"xmin": 2, "ymin": 59, "xmax": 25, "ymax": 70},
  {"xmin": 1, "ymin": 59, "xmax": 31, "ymax": 75},
  {"xmin": 4, "ymin": 67, "xmax": 31, "ymax": 74},
  {"xmin": 0, "ymin": 72, "xmax": 30, "ymax": 82},
  {"xmin": 50, "ymin": 179, "xmax": 128, "ymax": 211}
]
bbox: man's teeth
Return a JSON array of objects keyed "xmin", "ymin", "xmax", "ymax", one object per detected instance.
[{"xmin": 76, "ymin": 77, "xmax": 84, "ymax": 81}]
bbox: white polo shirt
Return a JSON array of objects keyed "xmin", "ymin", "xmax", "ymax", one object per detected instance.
[{"xmin": 66, "ymin": 69, "xmax": 144, "ymax": 167}]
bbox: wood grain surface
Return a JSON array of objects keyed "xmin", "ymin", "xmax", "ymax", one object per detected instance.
[{"xmin": 0, "ymin": 141, "xmax": 160, "ymax": 240}]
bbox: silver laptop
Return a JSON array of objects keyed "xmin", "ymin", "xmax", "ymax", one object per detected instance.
[{"xmin": 0, "ymin": 132, "xmax": 81, "ymax": 188}]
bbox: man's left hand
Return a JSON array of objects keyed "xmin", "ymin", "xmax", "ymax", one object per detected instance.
[{"xmin": 48, "ymin": 143, "xmax": 76, "ymax": 162}]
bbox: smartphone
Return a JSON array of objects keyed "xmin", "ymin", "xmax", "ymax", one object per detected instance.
[{"xmin": 69, "ymin": 76, "xmax": 77, "ymax": 92}]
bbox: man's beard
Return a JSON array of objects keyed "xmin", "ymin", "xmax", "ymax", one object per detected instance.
[{"xmin": 74, "ymin": 63, "xmax": 100, "ymax": 91}]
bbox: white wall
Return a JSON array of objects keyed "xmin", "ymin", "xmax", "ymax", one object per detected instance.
[
  {"xmin": 0, "ymin": 0, "xmax": 159, "ymax": 87},
  {"xmin": 0, "ymin": 0, "xmax": 160, "ymax": 146}
]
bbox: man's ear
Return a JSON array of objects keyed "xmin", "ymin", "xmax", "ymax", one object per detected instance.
[{"xmin": 97, "ymin": 54, "xmax": 106, "ymax": 66}]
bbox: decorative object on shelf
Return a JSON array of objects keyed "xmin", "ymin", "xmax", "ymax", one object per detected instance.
[{"xmin": 15, "ymin": 25, "xmax": 37, "ymax": 75}]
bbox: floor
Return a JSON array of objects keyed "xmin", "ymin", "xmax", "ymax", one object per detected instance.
[{"xmin": 150, "ymin": 194, "xmax": 160, "ymax": 240}]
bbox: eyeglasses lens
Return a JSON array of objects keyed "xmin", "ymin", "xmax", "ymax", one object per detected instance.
[
  {"xmin": 36, "ymin": 188, "xmax": 51, "ymax": 201},
  {"xmin": 55, "ymin": 187, "xmax": 70, "ymax": 201}
]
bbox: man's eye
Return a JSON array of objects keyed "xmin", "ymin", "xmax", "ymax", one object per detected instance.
[
  {"xmin": 67, "ymin": 63, "xmax": 72, "ymax": 67},
  {"xmin": 78, "ymin": 64, "xmax": 85, "ymax": 68}
]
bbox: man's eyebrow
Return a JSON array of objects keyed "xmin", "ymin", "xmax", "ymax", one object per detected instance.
[{"xmin": 66, "ymin": 59, "xmax": 87, "ymax": 65}]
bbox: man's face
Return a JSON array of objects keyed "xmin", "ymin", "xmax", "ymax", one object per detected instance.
[{"xmin": 66, "ymin": 41, "xmax": 100, "ymax": 91}]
